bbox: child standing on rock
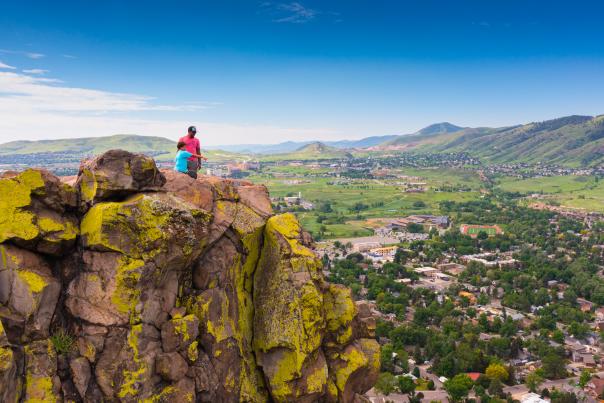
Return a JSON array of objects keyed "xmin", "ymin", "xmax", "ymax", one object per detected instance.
[{"xmin": 174, "ymin": 140, "xmax": 207, "ymax": 179}]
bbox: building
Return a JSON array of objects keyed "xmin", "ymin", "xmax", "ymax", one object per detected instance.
[
  {"xmin": 437, "ymin": 262, "xmax": 465, "ymax": 275},
  {"xmin": 352, "ymin": 242, "xmax": 382, "ymax": 253},
  {"xmin": 519, "ymin": 392, "xmax": 548, "ymax": 403},
  {"xmin": 577, "ymin": 298, "xmax": 594, "ymax": 312},
  {"xmin": 389, "ymin": 215, "xmax": 449, "ymax": 232},
  {"xmin": 369, "ymin": 246, "xmax": 397, "ymax": 257},
  {"xmin": 413, "ymin": 267, "xmax": 439, "ymax": 277}
]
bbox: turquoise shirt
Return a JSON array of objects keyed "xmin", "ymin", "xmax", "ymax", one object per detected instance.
[{"xmin": 174, "ymin": 150, "xmax": 192, "ymax": 173}]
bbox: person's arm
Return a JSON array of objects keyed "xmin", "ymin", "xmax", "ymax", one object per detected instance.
[
  {"xmin": 196, "ymin": 142, "xmax": 202, "ymax": 168},
  {"xmin": 191, "ymin": 153, "xmax": 208, "ymax": 161}
]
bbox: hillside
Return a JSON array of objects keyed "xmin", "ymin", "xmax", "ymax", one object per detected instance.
[
  {"xmin": 0, "ymin": 134, "xmax": 251, "ymax": 163},
  {"xmin": 260, "ymin": 141, "xmax": 353, "ymax": 161},
  {"xmin": 0, "ymin": 151, "xmax": 379, "ymax": 402},
  {"xmin": 422, "ymin": 115, "xmax": 604, "ymax": 167},
  {"xmin": 373, "ymin": 115, "xmax": 604, "ymax": 166}
]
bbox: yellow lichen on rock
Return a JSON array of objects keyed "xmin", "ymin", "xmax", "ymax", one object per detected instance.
[
  {"xmin": 118, "ymin": 324, "xmax": 147, "ymax": 399},
  {"xmin": 16, "ymin": 270, "xmax": 48, "ymax": 294}
]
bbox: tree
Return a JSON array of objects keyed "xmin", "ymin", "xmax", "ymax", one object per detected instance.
[
  {"xmin": 380, "ymin": 344, "xmax": 395, "ymax": 372},
  {"xmin": 578, "ymin": 369, "xmax": 591, "ymax": 389},
  {"xmin": 412, "ymin": 366, "xmax": 421, "ymax": 378},
  {"xmin": 542, "ymin": 352, "xmax": 567, "ymax": 379},
  {"xmin": 444, "ymin": 374, "xmax": 474, "ymax": 402},
  {"xmin": 398, "ymin": 376, "xmax": 416, "ymax": 395},
  {"xmin": 375, "ymin": 372, "xmax": 398, "ymax": 395},
  {"xmin": 488, "ymin": 378, "xmax": 504, "ymax": 398},
  {"xmin": 486, "ymin": 363, "xmax": 509, "ymax": 382},
  {"xmin": 525, "ymin": 370, "xmax": 544, "ymax": 393}
]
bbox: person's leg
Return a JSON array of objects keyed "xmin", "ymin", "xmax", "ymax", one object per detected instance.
[{"xmin": 187, "ymin": 160, "xmax": 198, "ymax": 179}]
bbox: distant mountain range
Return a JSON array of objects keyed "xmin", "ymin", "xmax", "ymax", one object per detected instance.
[
  {"xmin": 0, "ymin": 134, "xmax": 252, "ymax": 163},
  {"xmin": 1, "ymin": 114, "xmax": 603, "ymax": 166},
  {"xmin": 205, "ymin": 135, "xmax": 398, "ymax": 154}
]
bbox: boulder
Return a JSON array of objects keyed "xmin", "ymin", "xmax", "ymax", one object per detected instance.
[
  {"xmin": 253, "ymin": 213, "xmax": 327, "ymax": 402},
  {"xmin": 0, "ymin": 159, "xmax": 381, "ymax": 403},
  {"xmin": 70, "ymin": 356, "xmax": 92, "ymax": 398},
  {"xmin": 23, "ymin": 339, "xmax": 62, "ymax": 402},
  {"xmin": 76, "ymin": 149, "xmax": 166, "ymax": 206},
  {"xmin": 161, "ymin": 170, "xmax": 214, "ymax": 212},
  {"xmin": 67, "ymin": 193, "xmax": 211, "ymax": 327},
  {"xmin": 0, "ymin": 169, "xmax": 78, "ymax": 255},
  {"xmin": 0, "ymin": 320, "xmax": 21, "ymax": 403},
  {"xmin": 155, "ymin": 351, "xmax": 189, "ymax": 381},
  {"xmin": 0, "ymin": 243, "xmax": 61, "ymax": 341},
  {"xmin": 160, "ymin": 314, "xmax": 199, "ymax": 353},
  {"xmin": 94, "ymin": 324, "xmax": 162, "ymax": 401},
  {"xmin": 326, "ymin": 339, "xmax": 380, "ymax": 403}
]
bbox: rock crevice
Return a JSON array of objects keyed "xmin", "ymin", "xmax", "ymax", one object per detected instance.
[{"xmin": 0, "ymin": 150, "xmax": 379, "ymax": 403}]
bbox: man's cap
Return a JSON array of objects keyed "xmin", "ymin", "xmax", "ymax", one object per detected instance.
[{"xmin": 188, "ymin": 126, "xmax": 197, "ymax": 133}]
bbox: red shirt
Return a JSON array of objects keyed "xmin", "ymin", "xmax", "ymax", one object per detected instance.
[{"xmin": 178, "ymin": 135, "xmax": 200, "ymax": 161}]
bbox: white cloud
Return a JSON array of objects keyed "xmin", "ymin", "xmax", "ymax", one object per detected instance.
[
  {"xmin": 0, "ymin": 70, "xmax": 339, "ymax": 145},
  {"xmin": 0, "ymin": 61, "xmax": 16, "ymax": 70},
  {"xmin": 261, "ymin": 2, "xmax": 317, "ymax": 24},
  {"xmin": 0, "ymin": 49, "xmax": 45, "ymax": 59},
  {"xmin": 23, "ymin": 69, "xmax": 49, "ymax": 75}
]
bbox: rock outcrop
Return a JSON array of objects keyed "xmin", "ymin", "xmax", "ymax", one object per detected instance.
[{"xmin": 0, "ymin": 150, "xmax": 379, "ymax": 402}]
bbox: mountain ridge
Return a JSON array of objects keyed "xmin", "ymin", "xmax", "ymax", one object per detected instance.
[{"xmin": 1, "ymin": 114, "xmax": 603, "ymax": 166}]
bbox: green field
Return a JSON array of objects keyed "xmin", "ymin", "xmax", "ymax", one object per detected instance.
[
  {"xmin": 249, "ymin": 167, "xmax": 485, "ymax": 238},
  {"xmin": 496, "ymin": 175, "xmax": 604, "ymax": 212},
  {"xmin": 465, "ymin": 226, "xmax": 498, "ymax": 235}
]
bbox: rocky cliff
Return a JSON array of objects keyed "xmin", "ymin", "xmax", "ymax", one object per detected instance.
[{"xmin": 0, "ymin": 150, "xmax": 379, "ymax": 403}]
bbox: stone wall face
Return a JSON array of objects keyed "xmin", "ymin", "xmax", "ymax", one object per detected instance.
[{"xmin": 0, "ymin": 150, "xmax": 379, "ymax": 403}]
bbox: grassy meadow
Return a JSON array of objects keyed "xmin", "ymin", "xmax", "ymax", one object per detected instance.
[
  {"xmin": 496, "ymin": 175, "xmax": 604, "ymax": 212},
  {"xmin": 248, "ymin": 166, "xmax": 484, "ymax": 238}
]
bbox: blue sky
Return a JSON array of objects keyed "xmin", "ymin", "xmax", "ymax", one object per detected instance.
[{"xmin": 0, "ymin": 0, "xmax": 603, "ymax": 145}]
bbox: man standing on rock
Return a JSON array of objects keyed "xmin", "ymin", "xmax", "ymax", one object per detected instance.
[{"xmin": 179, "ymin": 126, "xmax": 203, "ymax": 179}]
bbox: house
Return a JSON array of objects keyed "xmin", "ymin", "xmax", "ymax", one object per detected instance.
[
  {"xmin": 519, "ymin": 392, "xmax": 548, "ymax": 403},
  {"xmin": 369, "ymin": 246, "xmax": 397, "ymax": 257},
  {"xmin": 466, "ymin": 373, "xmax": 482, "ymax": 382},
  {"xmin": 577, "ymin": 298, "xmax": 594, "ymax": 312},
  {"xmin": 413, "ymin": 267, "xmax": 439, "ymax": 277}
]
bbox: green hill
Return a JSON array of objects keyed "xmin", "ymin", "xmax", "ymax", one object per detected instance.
[
  {"xmin": 377, "ymin": 115, "xmax": 604, "ymax": 166},
  {"xmin": 0, "ymin": 134, "xmax": 251, "ymax": 162},
  {"xmin": 423, "ymin": 115, "xmax": 604, "ymax": 167},
  {"xmin": 260, "ymin": 142, "xmax": 353, "ymax": 161}
]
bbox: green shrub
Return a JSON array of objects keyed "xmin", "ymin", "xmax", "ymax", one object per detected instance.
[{"xmin": 50, "ymin": 328, "xmax": 74, "ymax": 355}]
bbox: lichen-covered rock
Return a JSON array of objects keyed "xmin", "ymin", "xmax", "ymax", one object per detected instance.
[
  {"xmin": 161, "ymin": 314, "xmax": 199, "ymax": 353},
  {"xmin": 23, "ymin": 339, "xmax": 62, "ymax": 402},
  {"xmin": 324, "ymin": 284, "xmax": 357, "ymax": 347},
  {"xmin": 0, "ymin": 320, "xmax": 21, "ymax": 403},
  {"xmin": 0, "ymin": 150, "xmax": 380, "ymax": 403},
  {"xmin": 326, "ymin": 339, "xmax": 381, "ymax": 403},
  {"xmin": 76, "ymin": 149, "xmax": 166, "ymax": 206},
  {"xmin": 0, "ymin": 169, "xmax": 78, "ymax": 255},
  {"xmin": 95, "ymin": 324, "xmax": 163, "ymax": 401},
  {"xmin": 0, "ymin": 244, "xmax": 61, "ymax": 341},
  {"xmin": 156, "ymin": 351, "xmax": 189, "ymax": 381},
  {"xmin": 69, "ymin": 356, "xmax": 92, "ymax": 398},
  {"xmin": 253, "ymin": 213, "xmax": 327, "ymax": 402},
  {"xmin": 67, "ymin": 193, "xmax": 211, "ymax": 327}
]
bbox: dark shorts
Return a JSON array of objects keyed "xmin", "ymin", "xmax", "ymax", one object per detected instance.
[{"xmin": 187, "ymin": 160, "xmax": 199, "ymax": 179}]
